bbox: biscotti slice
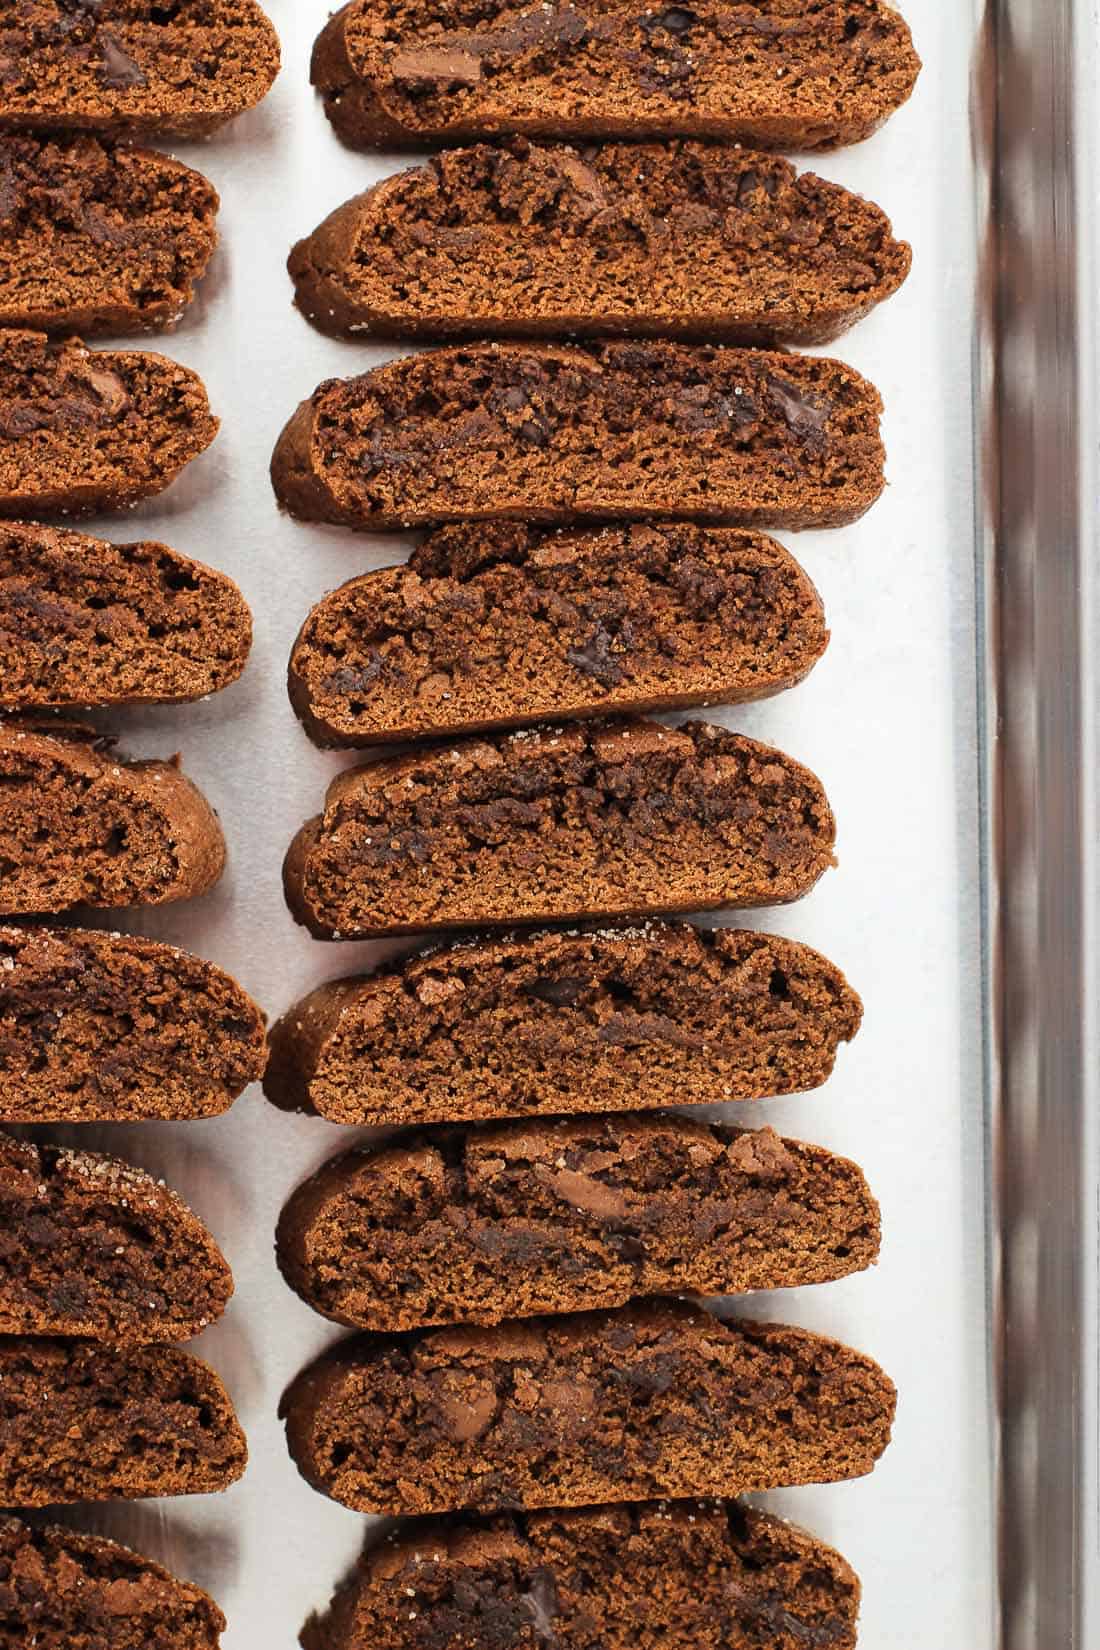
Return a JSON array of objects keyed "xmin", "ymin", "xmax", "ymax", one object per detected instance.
[
  {"xmin": 289, "ymin": 523, "xmax": 827, "ymax": 747},
  {"xmin": 0, "ymin": 522, "xmax": 251, "ymax": 710},
  {"xmin": 0, "ymin": 924, "xmax": 265, "ymax": 1123},
  {"xmin": 280, "ymin": 1298, "xmax": 896, "ymax": 1514},
  {"xmin": 0, "ymin": 135, "xmax": 219, "ymax": 336},
  {"xmin": 277, "ymin": 1115, "xmax": 881, "ymax": 1331},
  {"xmin": 0, "ymin": 1516, "xmax": 225, "ymax": 1650},
  {"xmin": 0, "ymin": 722, "xmax": 225, "ymax": 915},
  {"xmin": 0, "ymin": 331, "xmax": 217, "ymax": 517},
  {"xmin": 271, "ymin": 342, "xmax": 883, "ymax": 532},
  {"xmin": 0, "ymin": 2, "xmax": 280, "ymax": 138},
  {"xmin": 291, "ymin": 141, "xmax": 911, "ymax": 346},
  {"xmin": 283, "ymin": 717, "xmax": 835, "ymax": 939},
  {"xmin": 0, "ymin": 1338, "xmax": 246, "ymax": 1505},
  {"xmin": 264, "ymin": 922, "xmax": 862, "ymax": 1124},
  {"xmin": 0, "ymin": 1132, "xmax": 231, "ymax": 1342},
  {"xmin": 302, "ymin": 1500, "xmax": 860, "ymax": 1650},
  {"xmin": 311, "ymin": 0, "xmax": 920, "ymax": 151}
]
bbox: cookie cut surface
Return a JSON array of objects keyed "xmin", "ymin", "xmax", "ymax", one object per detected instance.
[
  {"xmin": 271, "ymin": 341, "xmax": 884, "ymax": 532},
  {"xmin": 0, "ymin": 522, "xmax": 251, "ymax": 709},
  {"xmin": 0, "ymin": 722, "xmax": 225, "ymax": 916},
  {"xmin": 301, "ymin": 1500, "xmax": 860, "ymax": 1650},
  {"xmin": 283, "ymin": 718, "xmax": 836, "ymax": 939},
  {"xmin": 288, "ymin": 523, "xmax": 827, "ymax": 747},
  {"xmin": 0, "ymin": 1, "xmax": 280, "ymax": 138},
  {"xmin": 290, "ymin": 140, "xmax": 911, "ymax": 345},
  {"xmin": 311, "ymin": 0, "xmax": 920, "ymax": 151},
  {"xmin": 277, "ymin": 1114, "xmax": 881, "ymax": 1331},
  {"xmin": 0, "ymin": 1515, "xmax": 225, "ymax": 1650},
  {"xmin": 0, "ymin": 331, "xmax": 217, "ymax": 518},
  {"xmin": 0, "ymin": 1131, "xmax": 231, "ymax": 1343},
  {"xmin": 280, "ymin": 1298, "xmax": 896, "ymax": 1514},
  {"xmin": 0, "ymin": 1338, "xmax": 246, "ymax": 1505},
  {"xmin": 0, "ymin": 924, "xmax": 265, "ymax": 1123},
  {"xmin": 264, "ymin": 922, "xmax": 862, "ymax": 1125},
  {"xmin": 0, "ymin": 134, "xmax": 219, "ymax": 336}
]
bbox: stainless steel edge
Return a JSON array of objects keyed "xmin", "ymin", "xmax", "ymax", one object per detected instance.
[{"xmin": 978, "ymin": 2, "xmax": 1100, "ymax": 1645}]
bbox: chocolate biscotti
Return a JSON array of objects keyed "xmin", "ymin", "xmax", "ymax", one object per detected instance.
[
  {"xmin": 0, "ymin": 1, "xmax": 280, "ymax": 138},
  {"xmin": 277, "ymin": 1115, "xmax": 881, "ymax": 1331},
  {"xmin": 289, "ymin": 523, "xmax": 827, "ymax": 748},
  {"xmin": 0, "ymin": 331, "xmax": 217, "ymax": 517},
  {"xmin": 303, "ymin": 1500, "xmax": 860, "ymax": 1650},
  {"xmin": 311, "ymin": 0, "xmax": 920, "ymax": 152},
  {"xmin": 283, "ymin": 718, "xmax": 835, "ymax": 939},
  {"xmin": 0, "ymin": 1132, "xmax": 231, "ymax": 1343},
  {"xmin": 264, "ymin": 922, "xmax": 862, "ymax": 1125},
  {"xmin": 0, "ymin": 1339, "xmax": 246, "ymax": 1505},
  {"xmin": 0, "ymin": 925, "xmax": 266, "ymax": 1123},
  {"xmin": 280, "ymin": 1298, "xmax": 896, "ymax": 1514},
  {"xmin": 0, "ymin": 723, "xmax": 225, "ymax": 915},
  {"xmin": 271, "ymin": 342, "xmax": 884, "ymax": 532},
  {"xmin": 290, "ymin": 140, "xmax": 911, "ymax": 346},
  {"xmin": 0, "ymin": 522, "xmax": 251, "ymax": 709},
  {"xmin": 0, "ymin": 135, "xmax": 219, "ymax": 336},
  {"xmin": 0, "ymin": 1516, "xmax": 225, "ymax": 1650}
]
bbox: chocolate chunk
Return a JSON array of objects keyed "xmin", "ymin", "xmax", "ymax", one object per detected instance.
[
  {"xmin": 766, "ymin": 374, "xmax": 831, "ymax": 441},
  {"xmin": 641, "ymin": 7, "xmax": 697, "ymax": 36},
  {"xmin": 390, "ymin": 48, "xmax": 483, "ymax": 88},
  {"xmin": 527, "ymin": 975, "xmax": 588, "ymax": 1007},
  {"xmin": 566, "ymin": 621, "xmax": 626, "ymax": 686},
  {"xmin": 521, "ymin": 1568, "xmax": 561, "ymax": 1645},
  {"xmin": 99, "ymin": 36, "xmax": 147, "ymax": 90}
]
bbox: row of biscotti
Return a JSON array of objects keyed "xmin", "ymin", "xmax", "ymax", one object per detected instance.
[
  {"xmin": 1, "ymin": 519, "xmax": 829, "ymax": 735},
  {"xmin": 0, "ymin": 0, "xmax": 917, "ymax": 151},
  {"xmin": 0, "ymin": 133, "xmax": 911, "ymax": 346},
  {"xmin": 0, "ymin": 713, "xmax": 837, "ymax": 937},
  {"xmin": 0, "ymin": 915, "xmax": 854, "ymax": 1124},
  {"xmin": 0, "ymin": 331, "xmax": 883, "ymax": 527},
  {"xmin": 0, "ymin": 15, "xmax": 280, "ymax": 1647}
]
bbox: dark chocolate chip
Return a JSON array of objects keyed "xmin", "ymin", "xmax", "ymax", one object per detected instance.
[
  {"xmin": 520, "ymin": 1569, "xmax": 561, "ymax": 1646},
  {"xmin": 526, "ymin": 976, "xmax": 588, "ymax": 1007},
  {"xmin": 99, "ymin": 35, "xmax": 147, "ymax": 90},
  {"xmin": 641, "ymin": 6, "xmax": 697, "ymax": 36}
]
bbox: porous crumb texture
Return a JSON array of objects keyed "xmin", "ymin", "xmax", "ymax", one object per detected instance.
[
  {"xmin": 290, "ymin": 139, "xmax": 911, "ymax": 345},
  {"xmin": 0, "ymin": 722, "xmax": 226, "ymax": 916},
  {"xmin": 289, "ymin": 523, "xmax": 828, "ymax": 747},
  {"xmin": 0, "ymin": 924, "xmax": 266, "ymax": 1122},
  {"xmin": 0, "ymin": 1515, "xmax": 225, "ymax": 1650},
  {"xmin": 277, "ymin": 1113, "xmax": 881, "ymax": 1331},
  {"xmin": 270, "ymin": 341, "xmax": 884, "ymax": 532},
  {"xmin": 0, "ymin": 330, "xmax": 217, "ymax": 517},
  {"xmin": 0, "ymin": 521, "xmax": 251, "ymax": 709},
  {"xmin": 264, "ymin": 921, "xmax": 862, "ymax": 1125},
  {"xmin": 0, "ymin": 1130, "xmax": 232, "ymax": 1342},
  {"xmin": 0, "ymin": 134, "xmax": 219, "ymax": 335},
  {"xmin": 283, "ymin": 717, "xmax": 836, "ymax": 939},
  {"xmin": 302, "ymin": 1499, "xmax": 860, "ymax": 1650},
  {"xmin": 0, "ymin": 1, "xmax": 280, "ymax": 138},
  {"xmin": 0, "ymin": 1337, "xmax": 246, "ymax": 1505},
  {"xmin": 279, "ymin": 1298, "xmax": 896, "ymax": 1514},
  {"xmin": 311, "ymin": 0, "xmax": 920, "ymax": 151}
]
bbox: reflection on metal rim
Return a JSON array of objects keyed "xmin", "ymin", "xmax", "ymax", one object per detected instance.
[{"xmin": 977, "ymin": 1, "xmax": 1100, "ymax": 1646}]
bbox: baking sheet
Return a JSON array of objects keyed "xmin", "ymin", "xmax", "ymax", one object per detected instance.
[{"xmin": 25, "ymin": 2, "xmax": 1019, "ymax": 1641}]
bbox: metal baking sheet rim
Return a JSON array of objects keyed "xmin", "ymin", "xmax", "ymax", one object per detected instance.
[
  {"xmin": 978, "ymin": 2, "xmax": 1100, "ymax": 1647},
  {"xmin": 4, "ymin": 3, "xmax": 1097, "ymax": 1648}
]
